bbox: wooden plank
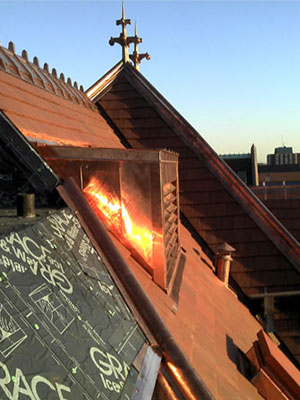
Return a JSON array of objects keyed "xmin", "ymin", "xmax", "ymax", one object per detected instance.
[{"xmin": 131, "ymin": 346, "xmax": 161, "ymax": 400}]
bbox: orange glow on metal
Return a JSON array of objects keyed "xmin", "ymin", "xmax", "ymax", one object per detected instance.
[
  {"xmin": 84, "ymin": 177, "xmax": 153, "ymax": 263},
  {"xmin": 22, "ymin": 129, "xmax": 91, "ymax": 147},
  {"xmin": 159, "ymin": 374, "xmax": 178, "ymax": 400},
  {"xmin": 167, "ymin": 362, "xmax": 197, "ymax": 400}
]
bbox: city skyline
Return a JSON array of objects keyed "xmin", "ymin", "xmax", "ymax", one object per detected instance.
[{"xmin": 1, "ymin": 0, "xmax": 299, "ymax": 162}]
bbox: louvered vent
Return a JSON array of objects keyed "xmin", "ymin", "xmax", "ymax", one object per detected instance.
[
  {"xmin": 163, "ymin": 181, "xmax": 180, "ymax": 285},
  {"xmin": 39, "ymin": 146, "xmax": 181, "ymax": 290}
]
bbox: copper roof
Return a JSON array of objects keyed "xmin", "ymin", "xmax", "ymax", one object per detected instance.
[
  {"xmin": 87, "ymin": 62, "xmax": 300, "ymax": 365},
  {"xmin": 0, "ymin": 41, "xmax": 94, "ymax": 110},
  {"xmin": 0, "ymin": 42, "xmax": 124, "ymax": 149},
  {"xmin": 1, "ymin": 45, "xmax": 299, "ymax": 397},
  {"xmin": 92, "ymin": 210, "xmax": 265, "ymax": 399},
  {"xmin": 88, "ymin": 62, "xmax": 300, "ymax": 289},
  {"xmin": 126, "ymin": 224, "xmax": 264, "ymax": 399}
]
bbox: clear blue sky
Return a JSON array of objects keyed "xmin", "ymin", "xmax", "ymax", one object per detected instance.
[{"xmin": 1, "ymin": 1, "xmax": 300, "ymax": 162}]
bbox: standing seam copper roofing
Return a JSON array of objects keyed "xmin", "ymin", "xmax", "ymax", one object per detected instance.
[{"xmin": 0, "ymin": 41, "xmax": 95, "ymax": 111}]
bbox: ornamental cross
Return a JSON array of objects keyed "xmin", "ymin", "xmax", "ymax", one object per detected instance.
[
  {"xmin": 109, "ymin": 2, "xmax": 150, "ymax": 70},
  {"xmin": 129, "ymin": 23, "xmax": 150, "ymax": 71}
]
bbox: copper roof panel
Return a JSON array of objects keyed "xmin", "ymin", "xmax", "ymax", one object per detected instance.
[
  {"xmin": 0, "ymin": 42, "xmax": 93, "ymax": 109},
  {"xmin": 125, "ymin": 223, "xmax": 264, "ymax": 399},
  {"xmin": 0, "ymin": 71, "xmax": 124, "ymax": 148}
]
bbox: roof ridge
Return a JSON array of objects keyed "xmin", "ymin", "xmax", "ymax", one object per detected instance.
[
  {"xmin": 0, "ymin": 40, "xmax": 96, "ymax": 111},
  {"xmin": 86, "ymin": 60, "xmax": 123, "ymax": 99}
]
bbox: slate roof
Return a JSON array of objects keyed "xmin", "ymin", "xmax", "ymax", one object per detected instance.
[
  {"xmin": 87, "ymin": 62, "xmax": 300, "ymax": 364},
  {"xmin": 87, "ymin": 62, "xmax": 300, "ymax": 293},
  {"xmin": 252, "ymin": 187, "xmax": 300, "ymax": 244}
]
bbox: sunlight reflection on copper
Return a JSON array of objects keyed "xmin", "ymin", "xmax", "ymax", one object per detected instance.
[
  {"xmin": 159, "ymin": 373, "xmax": 178, "ymax": 400},
  {"xmin": 84, "ymin": 177, "xmax": 153, "ymax": 263},
  {"xmin": 167, "ymin": 362, "xmax": 197, "ymax": 400}
]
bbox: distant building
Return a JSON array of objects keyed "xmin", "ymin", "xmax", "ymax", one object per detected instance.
[
  {"xmin": 267, "ymin": 146, "xmax": 299, "ymax": 166},
  {"xmin": 220, "ymin": 144, "xmax": 258, "ymax": 186},
  {"xmin": 258, "ymin": 164, "xmax": 300, "ymax": 185},
  {"xmin": 259, "ymin": 146, "xmax": 300, "ymax": 185}
]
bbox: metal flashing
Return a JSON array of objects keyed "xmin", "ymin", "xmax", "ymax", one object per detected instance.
[
  {"xmin": 130, "ymin": 346, "xmax": 161, "ymax": 400},
  {"xmin": 86, "ymin": 61, "xmax": 123, "ymax": 101}
]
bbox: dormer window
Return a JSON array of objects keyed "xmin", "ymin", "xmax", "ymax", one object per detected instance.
[{"xmin": 39, "ymin": 147, "xmax": 181, "ymax": 290}]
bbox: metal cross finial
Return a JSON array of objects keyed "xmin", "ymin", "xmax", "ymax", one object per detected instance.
[
  {"xmin": 129, "ymin": 22, "xmax": 150, "ymax": 71},
  {"xmin": 109, "ymin": 1, "xmax": 135, "ymax": 63}
]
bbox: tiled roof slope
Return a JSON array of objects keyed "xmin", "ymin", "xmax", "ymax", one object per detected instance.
[
  {"xmin": 87, "ymin": 63, "xmax": 300, "ymax": 296},
  {"xmin": 262, "ymin": 199, "xmax": 300, "ymax": 243},
  {"xmin": 249, "ymin": 190, "xmax": 300, "ymax": 362},
  {"xmin": 251, "ymin": 186, "xmax": 300, "ymax": 244},
  {"xmin": 0, "ymin": 42, "xmax": 124, "ymax": 148},
  {"xmin": 61, "ymin": 172, "xmax": 265, "ymax": 399},
  {"xmin": 87, "ymin": 63, "xmax": 300, "ymax": 364},
  {"xmin": 108, "ymin": 222, "xmax": 265, "ymax": 399}
]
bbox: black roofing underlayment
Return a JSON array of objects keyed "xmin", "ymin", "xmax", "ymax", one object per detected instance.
[
  {"xmin": 0, "ymin": 112, "xmax": 60, "ymax": 208},
  {"xmin": 0, "ymin": 208, "xmax": 146, "ymax": 399}
]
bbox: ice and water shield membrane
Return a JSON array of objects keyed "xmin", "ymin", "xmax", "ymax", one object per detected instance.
[{"xmin": 0, "ymin": 208, "xmax": 146, "ymax": 399}]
